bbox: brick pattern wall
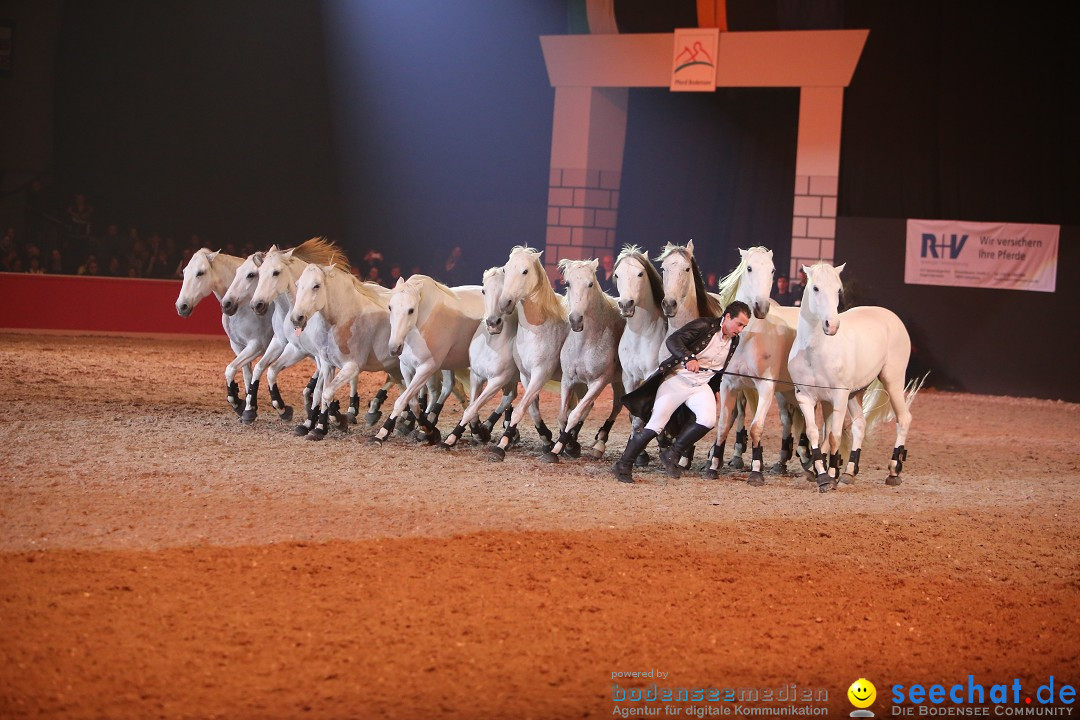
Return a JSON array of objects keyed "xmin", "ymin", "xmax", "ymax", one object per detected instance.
[
  {"xmin": 545, "ymin": 168, "xmax": 620, "ymax": 279},
  {"xmin": 789, "ymin": 174, "xmax": 838, "ymax": 280}
]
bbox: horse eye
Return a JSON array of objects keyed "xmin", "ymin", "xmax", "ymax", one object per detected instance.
[
  {"xmin": 313, "ymin": 284, "xmax": 320, "ymax": 290},
  {"xmin": 196, "ymin": 271, "xmax": 204, "ymax": 277},
  {"xmin": 408, "ymin": 308, "xmax": 415, "ymax": 315},
  {"xmin": 612, "ymin": 274, "xmax": 619, "ymax": 281},
  {"xmin": 481, "ymin": 289, "xmax": 486, "ymax": 295},
  {"xmin": 684, "ymin": 267, "xmax": 690, "ymax": 272},
  {"xmin": 272, "ymin": 270, "xmax": 280, "ymax": 277},
  {"xmin": 588, "ymin": 282, "xmax": 594, "ymax": 288},
  {"xmin": 813, "ymin": 286, "xmax": 819, "ymax": 292},
  {"xmin": 747, "ymin": 267, "xmax": 752, "ymax": 272},
  {"xmin": 637, "ymin": 271, "xmax": 643, "ymax": 277},
  {"xmin": 521, "ymin": 269, "xmax": 528, "ymax": 275},
  {"xmin": 247, "ymin": 272, "xmax": 256, "ymax": 279}
]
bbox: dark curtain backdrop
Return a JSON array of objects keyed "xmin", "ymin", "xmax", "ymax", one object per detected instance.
[{"xmin": 615, "ymin": 88, "xmax": 798, "ymax": 279}]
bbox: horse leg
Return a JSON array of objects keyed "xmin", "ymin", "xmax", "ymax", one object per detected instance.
[
  {"xmin": 477, "ymin": 381, "xmax": 517, "ymax": 442},
  {"xmin": 794, "ymin": 391, "xmax": 831, "ymax": 492},
  {"xmin": 540, "ymin": 378, "xmax": 577, "ymax": 463},
  {"xmin": 880, "ymin": 372, "xmax": 913, "ymax": 486},
  {"xmin": 745, "ymin": 382, "xmax": 774, "ymax": 487},
  {"xmin": 840, "ymin": 392, "xmax": 867, "ymax": 484},
  {"xmin": 306, "ymin": 364, "xmax": 336, "ymax": 440},
  {"xmin": 443, "ymin": 374, "xmax": 502, "ymax": 449},
  {"xmin": 489, "ymin": 372, "xmax": 548, "ymax": 462},
  {"xmin": 821, "ymin": 395, "xmax": 848, "ymax": 490},
  {"xmin": 374, "ymin": 362, "xmax": 440, "ymax": 446},
  {"xmin": 346, "ymin": 375, "xmax": 360, "ymax": 425},
  {"xmin": 771, "ymin": 394, "xmax": 796, "ymax": 474},
  {"xmin": 727, "ymin": 392, "xmax": 748, "ymax": 469},
  {"xmin": 227, "ymin": 335, "xmax": 276, "ymax": 418},
  {"xmin": 229, "ymin": 339, "xmax": 266, "ymax": 423},
  {"xmin": 585, "ymin": 379, "xmax": 622, "ymax": 460},
  {"xmin": 702, "ymin": 384, "xmax": 737, "ymax": 479}
]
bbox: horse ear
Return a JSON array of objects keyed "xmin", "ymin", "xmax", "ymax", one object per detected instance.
[
  {"xmin": 738, "ymin": 248, "xmax": 747, "ymax": 259},
  {"xmin": 208, "ymin": 250, "xmax": 220, "ymax": 262},
  {"xmin": 835, "ymin": 262, "xmax": 846, "ymax": 275},
  {"xmin": 282, "ymin": 248, "xmax": 295, "ymax": 259},
  {"xmin": 802, "ymin": 264, "xmax": 813, "ymax": 278},
  {"xmin": 687, "ymin": 239, "xmax": 695, "ymax": 253},
  {"xmin": 394, "ymin": 276, "xmax": 405, "ymax": 289},
  {"xmin": 252, "ymin": 252, "xmax": 264, "ymax": 266},
  {"xmin": 324, "ymin": 263, "xmax": 335, "ymax": 272},
  {"xmin": 589, "ymin": 258, "xmax": 599, "ymax": 270},
  {"xmin": 268, "ymin": 244, "xmax": 279, "ymax": 253}
]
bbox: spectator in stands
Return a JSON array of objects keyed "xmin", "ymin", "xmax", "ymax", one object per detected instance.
[
  {"xmin": 46, "ymin": 248, "xmax": 65, "ymax": 274},
  {"xmin": 387, "ymin": 264, "xmax": 404, "ymax": 287},
  {"xmin": 106, "ymin": 256, "xmax": 125, "ymax": 277},
  {"xmin": 788, "ymin": 268, "xmax": 808, "ymax": 306},
  {"xmin": 366, "ymin": 264, "xmax": 383, "ymax": 286},
  {"xmin": 27, "ymin": 257, "xmax": 45, "ymax": 274},
  {"xmin": 78, "ymin": 255, "xmax": 100, "ymax": 276},
  {"xmin": 771, "ymin": 275, "xmax": 797, "ymax": 306},
  {"xmin": 143, "ymin": 233, "xmax": 173, "ymax": 278},
  {"xmin": 66, "ymin": 192, "xmax": 94, "ymax": 239},
  {"xmin": 596, "ymin": 253, "xmax": 615, "ymax": 292},
  {"xmin": 98, "ymin": 223, "xmax": 122, "ymax": 266},
  {"xmin": 439, "ymin": 245, "xmax": 470, "ymax": 286}
]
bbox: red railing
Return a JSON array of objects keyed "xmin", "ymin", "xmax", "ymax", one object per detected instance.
[{"xmin": 0, "ymin": 273, "xmax": 224, "ymax": 335}]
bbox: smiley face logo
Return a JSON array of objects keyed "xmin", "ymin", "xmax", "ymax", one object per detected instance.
[{"xmin": 848, "ymin": 678, "xmax": 876, "ymax": 708}]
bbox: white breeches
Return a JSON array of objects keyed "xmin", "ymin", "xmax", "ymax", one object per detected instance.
[{"xmin": 645, "ymin": 374, "xmax": 717, "ymax": 433}]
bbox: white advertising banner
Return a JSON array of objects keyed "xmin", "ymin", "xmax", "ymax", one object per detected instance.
[
  {"xmin": 904, "ymin": 219, "xmax": 1059, "ymax": 292},
  {"xmin": 670, "ymin": 28, "xmax": 718, "ymax": 92}
]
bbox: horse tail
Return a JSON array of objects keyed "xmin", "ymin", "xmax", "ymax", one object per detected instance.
[
  {"xmin": 453, "ymin": 368, "xmax": 472, "ymax": 398},
  {"xmin": 543, "ymin": 379, "xmax": 562, "ymax": 395}
]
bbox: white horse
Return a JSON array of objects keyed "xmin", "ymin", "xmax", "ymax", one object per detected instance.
[
  {"xmin": 287, "ymin": 263, "xmax": 404, "ymax": 440},
  {"xmin": 787, "ymin": 262, "xmax": 916, "ymax": 492},
  {"xmin": 488, "ymin": 246, "xmax": 569, "ymax": 461},
  {"xmin": 439, "ymin": 266, "xmax": 521, "ymax": 450},
  {"xmin": 248, "ymin": 240, "xmax": 350, "ymax": 437},
  {"xmin": 540, "ymin": 259, "xmax": 626, "ymax": 463},
  {"xmin": 371, "ymin": 275, "xmax": 483, "ymax": 446},
  {"xmin": 175, "ymin": 248, "xmax": 274, "ymax": 417},
  {"xmin": 704, "ymin": 247, "xmax": 804, "ymax": 485},
  {"xmin": 612, "ymin": 245, "xmax": 667, "ymax": 438}
]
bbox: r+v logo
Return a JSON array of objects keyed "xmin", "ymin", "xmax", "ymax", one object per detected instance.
[{"xmin": 921, "ymin": 233, "xmax": 968, "ymax": 259}]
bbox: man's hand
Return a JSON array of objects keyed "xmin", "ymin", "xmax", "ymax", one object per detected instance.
[{"xmin": 684, "ymin": 358, "xmax": 700, "ymax": 372}]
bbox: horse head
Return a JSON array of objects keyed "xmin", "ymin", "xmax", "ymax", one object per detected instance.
[
  {"xmin": 481, "ymin": 266, "xmax": 508, "ymax": 335},
  {"xmin": 176, "ymin": 249, "xmax": 219, "ymax": 317},
  {"xmin": 499, "ymin": 246, "xmax": 544, "ymax": 315},
  {"xmin": 290, "ymin": 263, "xmax": 329, "ymax": 332},
  {"xmin": 735, "ymin": 247, "xmax": 776, "ymax": 320},
  {"xmin": 250, "ymin": 246, "xmax": 295, "ymax": 316},
  {"xmin": 613, "ymin": 246, "xmax": 662, "ymax": 318},
  {"xmin": 801, "ymin": 262, "xmax": 846, "ymax": 336},
  {"xmin": 221, "ymin": 251, "xmax": 263, "ymax": 316},
  {"xmin": 657, "ymin": 240, "xmax": 695, "ymax": 318},
  {"xmin": 387, "ymin": 276, "xmax": 422, "ymax": 356},
  {"xmin": 559, "ymin": 258, "xmax": 600, "ymax": 333}
]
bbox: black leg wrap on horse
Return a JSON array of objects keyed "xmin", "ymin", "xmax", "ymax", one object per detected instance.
[
  {"xmin": 484, "ymin": 410, "xmax": 501, "ymax": 427},
  {"xmin": 306, "ymin": 376, "xmax": 318, "ymax": 393},
  {"xmin": 269, "ymin": 383, "xmax": 285, "ymax": 409},
  {"xmin": 780, "ymin": 435, "xmax": 794, "ymax": 463},
  {"xmin": 535, "ymin": 420, "xmax": 552, "ymax": 443},
  {"xmin": 892, "ymin": 445, "xmax": 907, "ymax": 473},
  {"xmin": 503, "ymin": 406, "xmax": 513, "ymax": 427},
  {"xmin": 734, "ymin": 428, "xmax": 748, "ymax": 452},
  {"xmin": 752, "ymin": 445, "xmax": 763, "ymax": 467},
  {"xmin": 849, "ymin": 448, "xmax": 861, "ymax": 476},
  {"xmin": 828, "ymin": 452, "xmax": 841, "ymax": 472},
  {"xmin": 429, "ymin": 401, "xmax": 444, "ymax": 418},
  {"xmin": 227, "ymin": 381, "xmax": 240, "ymax": 404},
  {"xmin": 381, "ymin": 416, "xmax": 397, "ymax": 434},
  {"xmin": 450, "ymin": 423, "xmax": 466, "ymax": 439},
  {"xmin": 373, "ymin": 388, "xmax": 388, "ymax": 405},
  {"xmin": 246, "ymin": 379, "xmax": 259, "ymax": 410},
  {"xmin": 798, "ymin": 432, "xmax": 809, "ymax": 450},
  {"xmin": 595, "ymin": 418, "xmax": 615, "ymax": 442},
  {"xmin": 557, "ymin": 429, "xmax": 575, "ymax": 446},
  {"xmin": 349, "ymin": 394, "xmax": 360, "ymax": 414}
]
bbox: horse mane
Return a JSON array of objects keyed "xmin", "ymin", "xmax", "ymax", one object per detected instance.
[
  {"xmin": 655, "ymin": 243, "xmax": 721, "ymax": 318},
  {"xmin": 482, "ymin": 266, "xmax": 504, "ymax": 282},
  {"xmin": 291, "ymin": 236, "xmax": 351, "ymax": 272},
  {"xmin": 509, "ymin": 246, "xmax": 566, "ymax": 323},
  {"xmin": 615, "ymin": 244, "xmax": 664, "ymax": 307}
]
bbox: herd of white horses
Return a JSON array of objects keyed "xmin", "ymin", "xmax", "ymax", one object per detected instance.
[{"xmin": 176, "ymin": 237, "xmax": 922, "ymax": 492}]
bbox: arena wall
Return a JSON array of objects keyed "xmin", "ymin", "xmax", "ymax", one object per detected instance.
[{"xmin": 0, "ymin": 274, "xmax": 223, "ymax": 336}]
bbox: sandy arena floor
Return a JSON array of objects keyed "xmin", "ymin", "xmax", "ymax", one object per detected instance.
[{"xmin": 0, "ymin": 333, "xmax": 1078, "ymax": 719}]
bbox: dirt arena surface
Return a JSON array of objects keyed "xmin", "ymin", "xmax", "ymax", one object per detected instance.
[{"xmin": 1, "ymin": 332, "xmax": 1078, "ymax": 719}]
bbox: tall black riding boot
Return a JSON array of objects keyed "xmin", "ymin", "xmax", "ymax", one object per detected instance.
[
  {"xmin": 659, "ymin": 423, "xmax": 713, "ymax": 478},
  {"xmin": 612, "ymin": 429, "xmax": 658, "ymax": 484}
]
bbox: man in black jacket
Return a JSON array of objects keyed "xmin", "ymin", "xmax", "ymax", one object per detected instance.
[{"xmin": 614, "ymin": 300, "xmax": 751, "ymax": 483}]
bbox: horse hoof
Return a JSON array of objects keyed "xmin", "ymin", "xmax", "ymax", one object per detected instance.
[
  {"xmin": 584, "ymin": 447, "xmax": 604, "ymax": 460},
  {"xmin": 840, "ymin": 472, "xmax": 856, "ymax": 485},
  {"xmin": 539, "ymin": 452, "xmax": 559, "ymax": 464},
  {"xmin": 294, "ymin": 424, "xmax": 310, "ymax": 436},
  {"xmin": 769, "ymin": 462, "xmax": 787, "ymax": 474},
  {"xmin": 279, "ymin": 406, "xmax": 294, "ymax": 422},
  {"xmin": 540, "ymin": 443, "xmax": 554, "ymax": 454},
  {"xmin": 438, "ymin": 440, "xmax": 455, "ymax": 451},
  {"xmin": 424, "ymin": 428, "xmax": 442, "ymax": 446},
  {"xmin": 563, "ymin": 442, "xmax": 581, "ymax": 459},
  {"xmin": 488, "ymin": 446, "xmax": 506, "ymax": 462},
  {"xmin": 885, "ymin": 475, "xmax": 903, "ymax": 486},
  {"xmin": 241, "ymin": 410, "xmax": 257, "ymax": 424},
  {"xmin": 347, "ymin": 412, "xmax": 358, "ymax": 425},
  {"xmin": 397, "ymin": 425, "xmax": 413, "ymax": 437},
  {"xmin": 727, "ymin": 457, "xmax": 745, "ymax": 470},
  {"xmin": 230, "ymin": 403, "xmax": 244, "ymax": 417},
  {"xmin": 701, "ymin": 468, "xmax": 719, "ymax": 480},
  {"xmin": 474, "ymin": 425, "xmax": 492, "ymax": 443},
  {"xmin": 747, "ymin": 472, "xmax": 765, "ymax": 487},
  {"xmin": 368, "ymin": 435, "xmax": 384, "ymax": 446},
  {"xmin": 364, "ymin": 412, "xmax": 381, "ymax": 426},
  {"xmin": 818, "ymin": 483, "xmax": 835, "ymax": 493},
  {"xmin": 798, "ymin": 456, "xmax": 813, "ymax": 471},
  {"xmin": 305, "ymin": 431, "xmax": 324, "ymax": 442},
  {"xmin": 803, "ymin": 469, "xmax": 816, "ymax": 482},
  {"xmin": 634, "ymin": 452, "xmax": 651, "ymax": 468}
]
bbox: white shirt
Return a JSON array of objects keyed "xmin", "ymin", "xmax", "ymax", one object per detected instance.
[{"xmin": 674, "ymin": 329, "xmax": 733, "ymax": 386}]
